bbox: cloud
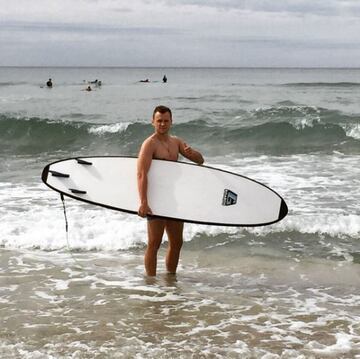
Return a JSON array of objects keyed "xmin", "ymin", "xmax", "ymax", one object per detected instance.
[
  {"xmin": 1, "ymin": 0, "xmax": 360, "ymax": 66},
  {"xmin": 218, "ymin": 36, "xmax": 360, "ymax": 51},
  {"xmin": 1, "ymin": 20, "xmax": 179, "ymax": 37},
  {"xmin": 159, "ymin": 0, "xmax": 360, "ymax": 16}
]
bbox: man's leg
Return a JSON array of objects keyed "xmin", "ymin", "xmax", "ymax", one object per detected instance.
[
  {"xmin": 165, "ymin": 220, "xmax": 184, "ymax": 274},
  {"xmin": 145, "ymin": 219, "xmax": 166, "ymax": 276}
]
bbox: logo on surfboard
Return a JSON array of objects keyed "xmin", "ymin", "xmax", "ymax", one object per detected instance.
[{"xmin": 222, "ymin": 189, "xmax": 237, "ymax": 206}]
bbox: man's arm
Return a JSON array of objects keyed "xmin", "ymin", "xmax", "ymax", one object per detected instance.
[
  {"xmin": 137, "ymin": 139, "xmax": 154, "ymax": 217},
  {"xmin": 178, "ymin": 139, "xmax": 204, "ymax": 165}
]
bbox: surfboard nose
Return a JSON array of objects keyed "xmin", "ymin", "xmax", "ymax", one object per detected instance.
[
  {"xmin": 41, "ymin": 164, "xmax": 50, "ymax": 183},
  {"xmin": 278, "ymin": 199, "xmax": 288, "ymax": 221}
]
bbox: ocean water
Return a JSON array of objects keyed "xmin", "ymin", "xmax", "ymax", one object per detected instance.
[{"xmin": 0, "ymin": 67, "xmax": 360, "ymax": 358}]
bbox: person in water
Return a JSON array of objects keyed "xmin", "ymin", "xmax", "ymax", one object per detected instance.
[
  {"xmin": 163, "ymin": 75, "xmax": 167, "ymax": 83},
  {"xmin": 46, "ymin": 78, "xmax": 53, "ymax": 88},
  {"xmin": 90, "ymin": 79, "xmax": 102, "ymax": 86},
  {"xmin": 137, "ymin": 105, "xmax": 204, "ymax": 276}
]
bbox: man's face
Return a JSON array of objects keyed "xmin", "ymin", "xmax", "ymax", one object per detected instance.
[{"xmin": 152, "ymin": 111, "xmax": 172, "ymax": 135}]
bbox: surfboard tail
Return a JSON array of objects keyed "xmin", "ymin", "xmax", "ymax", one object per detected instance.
[{"xmin": 279, "ymin": 199, "xmax": 288, "ymax": 221}]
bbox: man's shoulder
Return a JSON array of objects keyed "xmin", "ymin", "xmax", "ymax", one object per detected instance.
[
  {"xmin": 171, "ymin": 136, "xmax": 185, "ymax": 148},
  {"xmin": 170, "ymin": 135, "xmax": 182, "ymax": 143},
  {"xmin": 142, "ymin": 135, "xmax": 156, "ymax": 146}
]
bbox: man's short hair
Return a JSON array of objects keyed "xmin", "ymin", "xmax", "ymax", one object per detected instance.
[{"xmin": 153, "ymin": 105, "xmax": 172, "ymax": 119}]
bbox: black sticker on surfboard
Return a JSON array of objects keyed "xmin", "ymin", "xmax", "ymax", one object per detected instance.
[{"xmin": 222, "ymin": 189, "xmax": 237, "ymax": 206}]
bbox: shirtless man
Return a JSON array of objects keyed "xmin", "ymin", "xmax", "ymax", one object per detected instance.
[{"xmin": 137, "ymin": 105, "xmax": 204, "ymax": 276}]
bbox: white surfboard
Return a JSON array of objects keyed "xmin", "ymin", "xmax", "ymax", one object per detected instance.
[{"xmin": 41, "ymin": 156, "xmax": 288, "ymax": 227}]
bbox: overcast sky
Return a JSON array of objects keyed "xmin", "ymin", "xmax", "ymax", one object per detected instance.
[{"xmin": 1, "ymin": 0, "xmax": 360, "ymax": 67}]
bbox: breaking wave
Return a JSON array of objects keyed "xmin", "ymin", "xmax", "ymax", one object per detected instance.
[{"xmin": 1, "ymin": 111, "xmax": 359, "ymax": 156}]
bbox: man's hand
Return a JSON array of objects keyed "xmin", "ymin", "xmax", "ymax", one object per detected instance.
[
  {"xmin": 182, "ymin": 142, "xmax": 204, "ymax": 165},
  {"xmin": 183, "ymin": 143, "xmax": 194, "ymax": 157},
  {"xmin": 138, "ymin": 202, "xmax": 152, "ymax": 218}
]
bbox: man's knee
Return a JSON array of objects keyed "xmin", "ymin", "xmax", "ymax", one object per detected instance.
[
  {"xmin": 166, "ymin": 221, "xmax": 184, "ymax": 248},
  {"xmin": 172, "ymin": 238, "xmax": 183, "ymax": 253},
  {"xmin": 172, "ymin": 235, "xmax": 183, "ymax": 247},
  {"xmin": 147, "ymin": 239, "xmax": 162, "ymax": 252}
]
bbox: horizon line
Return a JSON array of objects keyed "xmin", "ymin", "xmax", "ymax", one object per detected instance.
[{"xmin": 1, "ymin": 65, "xmax": 360, "ymax": 70}]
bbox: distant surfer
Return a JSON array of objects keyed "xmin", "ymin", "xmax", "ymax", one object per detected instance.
[
  {"xmin": 140, "ymin": 79, "xmax": 150, "ymax": 83},
  {"xmin": 162, "ymin": 75, "xmax": 167, "ymax": 83},
  {"xmin": 137, "ymin": 105, "xmax": 204, "ymax": 276},
  {"xmin": 46, "ymin": 78, "xmax": 53, "ymax": 88},
  {"xmin": 89, "ymin": 79, "xmax": 102, "ymax": 86},
  {"xmin": 81, "ymin": 85, "xmax": 92, "ymax": 91}
]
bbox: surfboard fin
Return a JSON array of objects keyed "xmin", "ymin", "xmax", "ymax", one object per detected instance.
[
  {"xmin": 76, "ymin": 158, "xmax": 93, "ymax": 165},
  {"xmin": 49, "ymin": 170, "xmax": 70, "ymax": 178},
  {"xmin": 69, "ymin": 188, "xmax": 87, "ymax": 195}
]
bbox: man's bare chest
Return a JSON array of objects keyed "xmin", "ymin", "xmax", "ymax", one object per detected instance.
[{"xmin": 153, "ymin": 139, "xmax": 179, "ymax": 161}]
